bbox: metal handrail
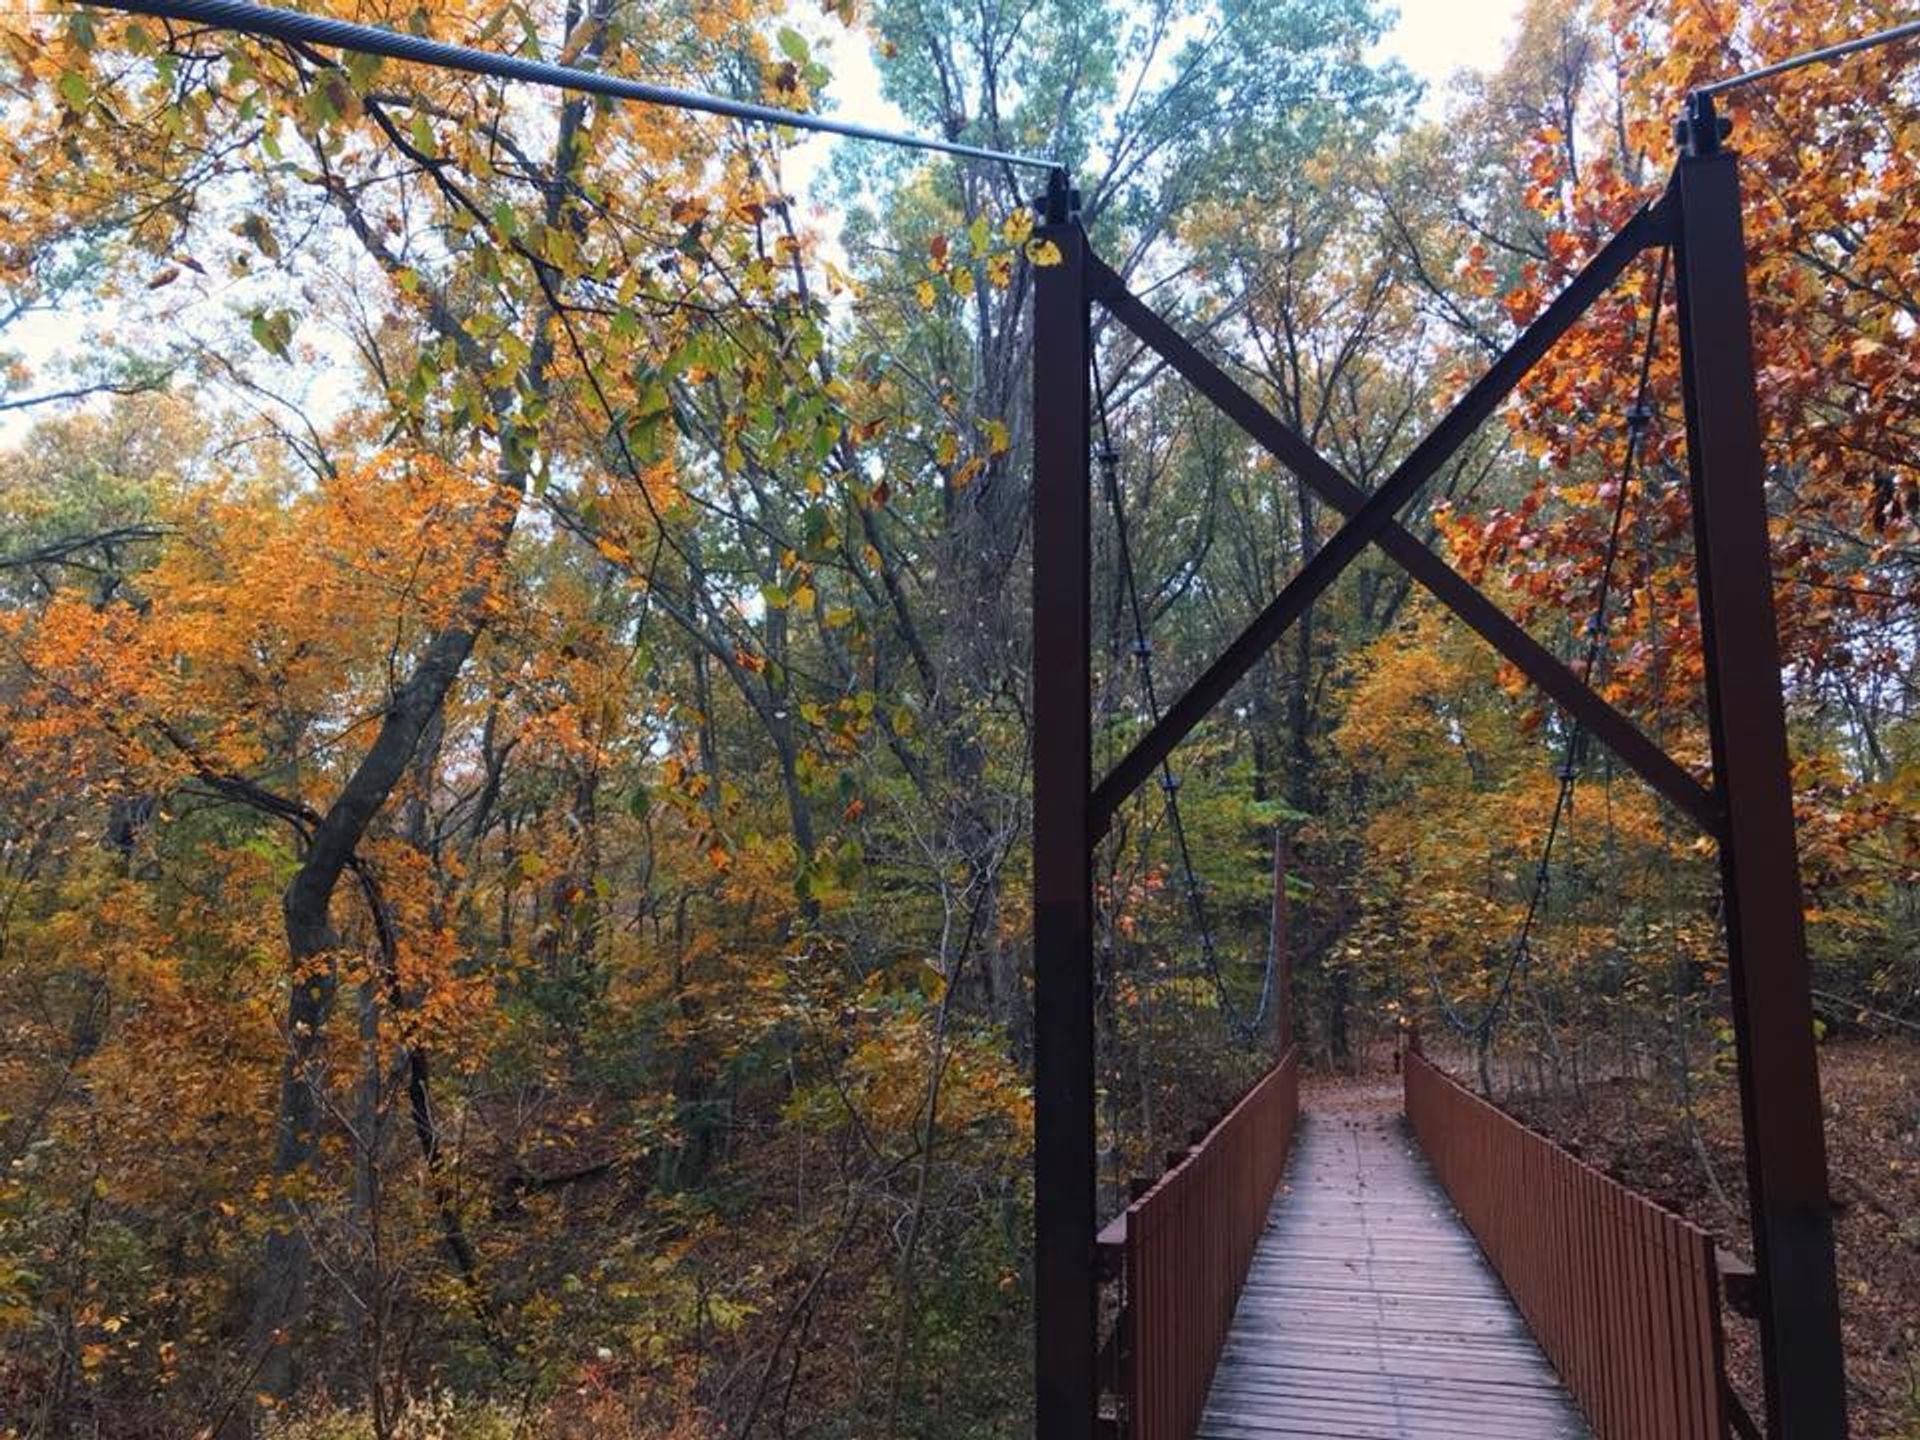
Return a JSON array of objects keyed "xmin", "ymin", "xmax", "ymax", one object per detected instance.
[
  {"xmin": 1404, "ymin": 1049, "xmax": 1733, "ymax": 1439},
  {"xmin": 1099, "ymin": 1047, "xmax": 1299, "ymax": 1440}
]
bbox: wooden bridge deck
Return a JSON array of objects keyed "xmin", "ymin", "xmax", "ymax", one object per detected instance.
[{"xmin": 1199, "ymin": 1087, "xmax": 1592, "ymax": 1439}]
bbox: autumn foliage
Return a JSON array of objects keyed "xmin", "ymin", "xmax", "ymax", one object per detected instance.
[{"xmin": 2, "ymin": 0, "xmax": 1918, "ymax": 1435}]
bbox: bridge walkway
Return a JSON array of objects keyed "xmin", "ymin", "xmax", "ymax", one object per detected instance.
[{"xmin": 1199, "ymin": 1085, "xmax": 1591, "ymax": 1440}]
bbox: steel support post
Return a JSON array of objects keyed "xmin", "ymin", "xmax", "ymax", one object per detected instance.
[
  {"xmin": 1673, "ymin": 101, "xmax": 1849, "ymax": 1439},
  {"xmin": 1031, "ymin": 186, "xmax": 1096, "ymax": 1440}
]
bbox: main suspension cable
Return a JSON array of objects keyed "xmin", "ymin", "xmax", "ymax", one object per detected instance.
[
  {"xmin": 1475, "ymin": 244, "xmax": 1672, "ymax": 1046},
  {"xmin": 1694, "ymin": 16, "xmax": 1920, "ymax": 99},
  {"xmin": 76, "ymin": 0, "xmax": 1065, "ymax": 176},
  {"xmin": 1092, "ymin": 349, "xmax": 1274, "ymax": 1043}
]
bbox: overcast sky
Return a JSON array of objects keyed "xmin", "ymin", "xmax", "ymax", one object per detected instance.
[
  {"xmin": 1387, "ymin": 0, "xmax": 1526, "ymax": 94},
  {"xmin": 0, "ymin": 0, "xmax": 1529, "ymax": 445},
  {"xmin": 788, "ymin": 0, "xmax": 1526, "ymax": 189}
]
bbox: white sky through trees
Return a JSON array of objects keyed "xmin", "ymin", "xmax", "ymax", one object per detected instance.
[
  {"xmin": 0, "ymin": 0, "xmax": 1524, "ymax": 444},
  {"xmin": 788, "ymin": 0, "xmax": 1524, "ymax": 186},
  {"xmin": 1386, "ymin": 0, "xmax": 1526, "ymax": 95}
]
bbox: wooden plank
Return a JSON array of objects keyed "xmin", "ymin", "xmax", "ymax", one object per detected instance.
[{"xmin": 1198, "ymin": 1094, "xmax": 1590, "ymax": 1440}]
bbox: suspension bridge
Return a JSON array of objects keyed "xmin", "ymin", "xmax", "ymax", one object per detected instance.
[
  {"xmin": 63, "ymin": 2, "xmax": 1892, "ymax": 1434},
  {"xmin": 1032, "ymin": 83, "xmax": 1857, "ymax": 1439}
]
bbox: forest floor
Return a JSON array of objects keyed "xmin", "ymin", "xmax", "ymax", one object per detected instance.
[{"xmin": 1497, "ymin": 1037, "xmax": 1920, "ymax": 1440}]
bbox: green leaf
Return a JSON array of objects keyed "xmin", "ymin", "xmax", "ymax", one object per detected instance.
[
  {"xmin": 249, "ymin": 309, "xmax": 295, "ymax": 361},
  {"xmin": 776, "ymin": 25, "xmax": 809, "ymax": 62},
  {"xmin": 409, "ymin": 110, "xmax": 438, "ymax": 158},
  {"xmin": 833, "ymin": 837, "xmax": 863, "ymax": 884},
  {"xmin": 235, "ymin": 213, "xmax": 281, "ymax": 261},
  {"xmin": 802, "ymin": 506, "xmax": 834, "ymax": 552},
  {"xmin": 346, "ymin": 50, "xmax": 382, "ymax": 93},
  {"xmin": 57, "ymin": 69, "xmax": 89, "ymax": 111},
  {"xmin": 634, "ymin": 379, "xmax": 671, "ymax": 420},
  {"xmin": 302, "ymin": 84, "xmax": 336, "ymax": 126},
  {"xmin": 625, "ymin": 412, "xmax": 668, "ymax": 465}
]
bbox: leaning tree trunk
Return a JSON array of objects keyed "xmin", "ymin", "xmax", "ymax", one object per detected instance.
[
  {"xmin": 245, "ymin": 595, "xmax": 513, "ymax": 1403},
  {"xmin": 236, "ymin": 16, "xmax": 605, "ymax": 1391}
]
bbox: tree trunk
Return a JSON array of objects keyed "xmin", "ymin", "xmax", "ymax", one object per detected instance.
[{"xmin": 245, "ymin": 505, "xmax": 517, "ymax": 1406}]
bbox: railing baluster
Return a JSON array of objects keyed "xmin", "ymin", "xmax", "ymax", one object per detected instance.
[
  {"xmin": 1101, "ymin": 1047, "xmax": 1298, "ymax": 1440},
  {"xmin": 1403, "ymin": 1051, "xmax": 1735, "ymax": 1440}
]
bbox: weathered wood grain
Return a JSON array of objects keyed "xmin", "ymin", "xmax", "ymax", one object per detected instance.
[{"xmin": 1198, "ymin": 1098, "xmax": 1591, "ymax": 1440}]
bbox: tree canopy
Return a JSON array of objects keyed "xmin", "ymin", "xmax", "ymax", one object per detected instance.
[{"xmin": 1, "ymin": 0, "xmax": 1917, "ymax": 1434}]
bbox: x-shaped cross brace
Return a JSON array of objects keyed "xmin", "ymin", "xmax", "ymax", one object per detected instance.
[{"xmin": 1084, "ymin": 198, "xmax": 1718, "ymax": 839}]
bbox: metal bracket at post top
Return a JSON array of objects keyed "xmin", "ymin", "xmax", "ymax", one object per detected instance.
[
  {"xmin": 1042, "ymin": 166, "xmax": 1082, "ymax": 225},
  {"xmin": 1675, "ymin": 90, "xmax": 1733, "ymax": 158}
]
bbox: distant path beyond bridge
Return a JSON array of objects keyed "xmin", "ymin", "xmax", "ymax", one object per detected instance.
[{"xmin": 1199, "ymin": 1081, "xmax": 1591, "ymax": 1440}]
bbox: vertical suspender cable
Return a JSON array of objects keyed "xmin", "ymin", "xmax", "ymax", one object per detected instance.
[
  {"xmin": 1475, "ymin": 245, "xmax": 1672, "ymax": 1046},
  {"xmin": 1092, "ymin": 350, "xmax": 1277, "ymax": 1042}
]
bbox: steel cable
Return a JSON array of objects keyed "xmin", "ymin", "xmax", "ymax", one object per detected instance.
[
  {"xmin": 80, "ymin": 0, "xmax": 1063, "ymax": 175},
  {"xmin": 1476, "ymin": 243, "xmax": 1672, "ymax": 1046},
  {"xmin": 1092, "ymin": 348, "xmax": 1274, "ymax": 1044}
]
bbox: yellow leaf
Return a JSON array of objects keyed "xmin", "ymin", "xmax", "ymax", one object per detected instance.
[
  {"xmin": 1025, "ymin": 237, "xmax": 1062, "ymax": 267},
  {"xmin": 1003, "ymin": 207, "xmax": 1034, "ymax": 246},
  {"xmin": 914, "ymin": 279, "xmax": 937, "ymax": 310}
]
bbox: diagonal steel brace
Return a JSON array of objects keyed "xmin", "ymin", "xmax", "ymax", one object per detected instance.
[{"xmin": 1086, "ymin": 200, "xmax": 1718, "ymax": 838}]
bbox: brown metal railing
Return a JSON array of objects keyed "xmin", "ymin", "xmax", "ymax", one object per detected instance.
[
  {"xmin": 1096, "ymin": 1046, "xmax": 1298, "ymax": 1440},
  {"xmin": 1404, "ymin": 1048, "xmax": 1731, "ymax": 1440}
]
